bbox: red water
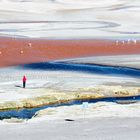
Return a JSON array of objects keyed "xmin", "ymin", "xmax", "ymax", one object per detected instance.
[{"xmin": 0, "ymin": 37, "xmax": 139, "ymax": 67}]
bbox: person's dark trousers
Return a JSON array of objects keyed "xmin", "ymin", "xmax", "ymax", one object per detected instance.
[{"xmin": 23, "ymin": 81, "xmax": 26, "ymax": 88}]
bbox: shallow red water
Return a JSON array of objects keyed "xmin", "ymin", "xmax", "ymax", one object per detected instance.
[{"xmin": 0, "ymin": 37, "xmax": 139, "ymax": 67}]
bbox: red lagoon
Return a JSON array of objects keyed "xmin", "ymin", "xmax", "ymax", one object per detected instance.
[{"xmin": 0, "ymin": 37, "xmax": 140, "ymax": 67}]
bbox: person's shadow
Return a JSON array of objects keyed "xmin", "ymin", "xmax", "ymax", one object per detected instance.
[
  {"xmin": 15, "ymin": 85, "xmax": 22, "ymax": 88},
  {"xmin": 14, "ymin": 85, "xmax": 42, "ymax": 89}
]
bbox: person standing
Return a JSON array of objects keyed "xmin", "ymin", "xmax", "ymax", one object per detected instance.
[{"xmin": 22, "ymin": 75, "xmax": 27, "ymax": 88}]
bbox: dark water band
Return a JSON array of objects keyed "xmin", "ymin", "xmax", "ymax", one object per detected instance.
[{"xmin": 22, "ymin": 62, "xmax": 140, "ymax": 77}]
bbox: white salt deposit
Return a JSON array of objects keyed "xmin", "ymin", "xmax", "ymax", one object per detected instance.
[{"xmin": 0, "ymin": 0, "xmax": 139, "ymax": 38}]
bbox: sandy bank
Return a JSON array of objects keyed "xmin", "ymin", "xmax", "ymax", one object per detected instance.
[{"xmin": 0, "ymin": 85, "xmax": 139, "ymax": 111}]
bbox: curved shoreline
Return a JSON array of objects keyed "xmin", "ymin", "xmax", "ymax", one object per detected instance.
[
  {"xmin": 0, "ymin": 85, "xmax": 139, "ymax": 111},
  {"xmin": 0, "ymin": 92, "xmax": 140, "ymax": 120},
  {"xmin": 0, "ymin": 94, "xmax": 139, "ymax": 112}
]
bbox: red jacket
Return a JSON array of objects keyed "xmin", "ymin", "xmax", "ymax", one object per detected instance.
[{"xmin": 23, "ymin": 76, "xmax": 27, "ymax": 82}]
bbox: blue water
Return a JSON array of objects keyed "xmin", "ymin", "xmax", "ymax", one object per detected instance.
[
  {"xmin": 0, "ymin": 95, "xmax": 139, "ymax": 120},
  {"xmin": 22, "ymin": 62, "xmax": 140, "ymax": 77}
]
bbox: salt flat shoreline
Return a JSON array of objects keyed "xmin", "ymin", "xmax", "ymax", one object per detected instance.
[
  {"xmin": 1, "ymin": 117, "xmax": 140, "ymax": 140},
  {"xmin": 62, "ymin": 54, "xmax": 140, "ymax": 69},
  {"xmin": 0, "ymin": 85, "xmax": 139, "ymax": 111}
]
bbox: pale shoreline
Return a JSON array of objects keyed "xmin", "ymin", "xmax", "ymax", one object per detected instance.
[
  {"xmin": 0, "ymin": 85, "xmax": 140, "ymax": 111},
  {"xmin": 1, "ymin": 117, "xmax": 140, "ymax": 140},
  {"xmin": 61, "ymin": 54, "xmax": 140, "ymax": 69}
]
